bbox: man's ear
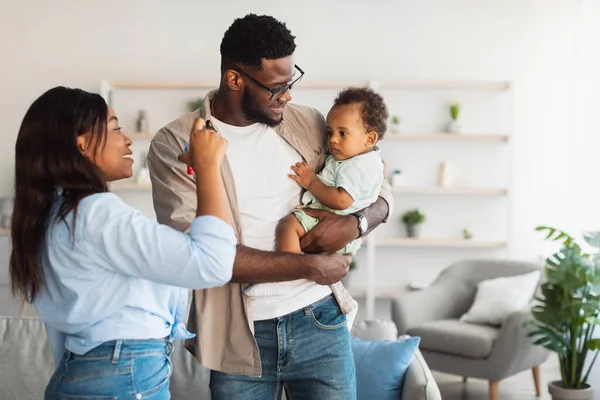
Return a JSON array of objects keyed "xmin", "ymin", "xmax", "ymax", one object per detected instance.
[
  {"xmin": 366, "ymin": 131, "xmax": 378, "ymax": 146},
  {"xmin": 224, "ymin": 70, "xmax": 243, "ymax": 92}
]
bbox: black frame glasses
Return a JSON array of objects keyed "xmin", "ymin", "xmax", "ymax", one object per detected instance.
[{"xmin": 236, "ymin": 64, "xmax": 305, "ymax": 100}]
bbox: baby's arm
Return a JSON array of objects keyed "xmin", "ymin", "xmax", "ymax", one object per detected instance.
[{"xmin": 288, "ymin": 162, "xmax": 353, "ymax": 210}]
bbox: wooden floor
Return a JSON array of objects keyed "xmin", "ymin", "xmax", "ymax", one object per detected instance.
[{"xmin": 435, "ymin": 358, "xmax": 558, "ymax": 400}]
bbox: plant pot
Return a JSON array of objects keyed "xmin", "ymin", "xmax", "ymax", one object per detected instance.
[
  {"xmin": 405, "ymin": 224, "xmax": 421, "ymax": 238},
  {"xmin": 548, "ymin": 381, "xmax": 594, "ymax": 400},
  {"xmin": 446, "ymin": 120, "xmax": 462, "ymax": 134}
]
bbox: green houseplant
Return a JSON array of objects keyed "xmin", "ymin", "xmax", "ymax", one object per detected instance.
[
  {"xmin": 528, "ymin": 226, "xmax": 600, "ymax": 400},
  {"xmin": 401, "ymin": 209, "xmax": 425, "ymax": 238},
  {"xmin": 446, "ymin": 102, "xmax": 462, "ymax": 134},
  {"xmin": 390, "ymin": 115, "xmax": 401, "ymax": 134},
  {"xmin": 187, "ymin": 97, "xmax": 204, "ymax": 112}
]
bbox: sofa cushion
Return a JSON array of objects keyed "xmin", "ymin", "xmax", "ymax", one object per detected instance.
[
  {"xmin": 407, "ymin": 319, "xmax": 499, "ymax": 359},
  {"xmin": 0, "ymin": 317, "xmax": 54, "ymax": 400},
  {"xmin": 351, "ymin": 336, "xmax": 420, "ymax": 400},
  {"xmin": 351, "ymin": 319, "xmax": 398, "ymax": 341}
]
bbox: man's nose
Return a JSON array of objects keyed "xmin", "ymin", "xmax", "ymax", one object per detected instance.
[{"xmin": 277, "ymin": 88, "xmax": 292, "ymax": 104}]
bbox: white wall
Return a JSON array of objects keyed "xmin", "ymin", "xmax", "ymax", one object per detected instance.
[{"xmin": 1, "ymin": 0, "xmax": 597, "ymax": 309}]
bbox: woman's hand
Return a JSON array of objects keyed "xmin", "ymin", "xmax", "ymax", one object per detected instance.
[{"xmin": 178, "ymin": 118, "xmax": 227, "ymax": 171}]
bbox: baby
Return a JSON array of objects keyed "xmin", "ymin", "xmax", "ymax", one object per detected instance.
[{"xmin": 245, "ymin": 87, "xmax": 388, "ymax": 297}]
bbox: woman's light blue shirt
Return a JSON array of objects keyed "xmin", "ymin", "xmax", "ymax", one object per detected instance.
[{"xmin": 34, "ymin": 192, "xmax": 237, "ymax": 366}]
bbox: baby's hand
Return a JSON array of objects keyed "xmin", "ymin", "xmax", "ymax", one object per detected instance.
[{"xmin": 288, "ymin": 162, "xmax": 318, "ymax": 190}]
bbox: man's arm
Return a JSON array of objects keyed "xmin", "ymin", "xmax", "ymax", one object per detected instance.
[
  {"xmin": 300, "ymin": 196, "xmax": 389, "ymax": 253},
  {"xmin": 231, "ymin": 245, "xmax": 349, "ymax": 285},
  {"xmin": 147, "ymin": 131, "xmax": 350, "ymax": 284}
]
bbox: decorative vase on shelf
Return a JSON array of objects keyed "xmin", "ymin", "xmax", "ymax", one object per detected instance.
[
  {"xmin": 446, "ymin": 103, "xmax": 462, "ymax": 134},
  {"xmin": 136, "ymin": 152, "xmax": 151, "ymax": 185},
  {"xmin": 135, "ymin": 109, "xmax": 149, "ymax": 133},
  {"xmin": 391, "ymin": 169, "xmax": 406, "ymax": 188}
]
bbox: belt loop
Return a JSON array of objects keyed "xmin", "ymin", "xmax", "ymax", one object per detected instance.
[{"xmin": 111, "ymin": 340, "xmax": 123, "ymax": 365}]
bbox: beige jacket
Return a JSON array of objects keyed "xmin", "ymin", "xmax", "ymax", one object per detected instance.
[{"xmin": 147, "ymin": 91, "xmax": 394, "ymax": 376}]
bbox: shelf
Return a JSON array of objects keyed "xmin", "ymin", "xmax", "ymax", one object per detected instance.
[
  {"xmin": 105, "ymin": 80, "xmax": 509, "ymax": 91},
  {"xmin": 386, "ymin": 133, "xmax": 509, "ymax": 143},
  {"xmin": 377, "ymin": 80, "xmax": 510, "ymax": 91},
  {"xmin": 110, "ymin": 182, "xmax": 152, "ymax": 192},
  {"xmin": 129, "ymin": 132, "xmax": 155, "ymax": 140},
  {"xmin": 376, "ymin": 238, "xmax": 507, "ymax": 248},
  {"xmin": 392, "ymin": 186, "xmax": 508, "ymax": 196},
  {"xmin": 106, "ymin": 81, "xmax": 218, "ymax": 90},
  {"xmin": 0, "ymin": 229, "xmax": 8, "ymax": 237}
]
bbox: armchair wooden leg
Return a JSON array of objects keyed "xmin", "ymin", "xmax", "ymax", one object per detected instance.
[
  {"xmin": 532, "ymin": 366, "xmax": 541, "ymax": 396},
  {"xmin": 489, "ymin": 381, "xmax": 499, "ymax": 400}
]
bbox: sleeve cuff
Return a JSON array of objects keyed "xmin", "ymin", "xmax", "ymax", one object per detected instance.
[{"xmin": 189, "ymin": 215, "xmax": 237, "ymax": 245}]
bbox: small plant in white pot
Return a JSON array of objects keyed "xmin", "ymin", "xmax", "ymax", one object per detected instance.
[
  {"xmin": 528, "ymin": 226, "xmax": 600, "ymax": 400},
  {"xmin": 401, "ymin": 209, "xmax": 425, "ymax": 238},
  {"xmin": 390, "ymin": 115, "xmax": 401, "ymax": 135},
  {"xmin": 446, "ymin": 102, "xmax": 462, "ymax": 134}
]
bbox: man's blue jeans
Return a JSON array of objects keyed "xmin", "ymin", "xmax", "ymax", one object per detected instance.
[
  {"xmin": 210, "ymin": 294, "xmax": 357, "ymax": 399},
  {"xmin": 45, "ymin": 339, "xmax": 173, "ymax": 399}
]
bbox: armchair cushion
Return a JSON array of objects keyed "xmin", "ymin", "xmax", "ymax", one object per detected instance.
[
  {"xmin": 460, "ymin": 270, "xmax": 540, "ymax": 325},
  {"xmin": 408, "ymin": 319, "xmax": 499, "ymax": 359},
  {"xmin": 351, "ymin": 336, "xmax": 420, "ymax": 400}
]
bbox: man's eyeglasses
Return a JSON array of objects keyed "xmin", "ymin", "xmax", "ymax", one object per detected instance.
[{"xmin": 236, "ymin": 64, "xmax": 305, "ymax": 100}]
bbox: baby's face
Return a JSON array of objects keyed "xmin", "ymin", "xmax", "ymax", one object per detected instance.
[{"xmin": 326, "ymin": 104, "xmax": 375, "ymax": 161}]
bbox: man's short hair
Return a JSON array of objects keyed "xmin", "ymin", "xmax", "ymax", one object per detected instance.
[
  {"xmin": 333, "ymin": 88, "xmax": 389, "ymax": 140},
  {"xmin": 220, "ymin": 14, "xmax": 296, "ymax": 70}
]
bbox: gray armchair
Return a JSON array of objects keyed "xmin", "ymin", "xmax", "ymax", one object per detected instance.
[{"xmin": 391, "ymin": 259, "xmax": 550, "ymax": 400}]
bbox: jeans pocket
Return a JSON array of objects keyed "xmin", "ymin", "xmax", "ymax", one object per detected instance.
[
  {"xmin": 308, "ymin": 300, "xmax": 347, "ymax": 330},
  {"xmin": 132, "ymin": 353, "xmax": 172, "ymax": 398}
]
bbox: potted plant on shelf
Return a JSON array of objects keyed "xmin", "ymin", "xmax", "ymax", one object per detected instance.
[
  {"xmin": 446, "ymin": 102, "xmax": 462, "ymax": 134},
  {"xmin": 188, "ymin": 97, "xmax": 204, "ymax": 112},
  {"xmin": 390, "ymin": 115, "xmax": 401, "ymax": 135},
  {"xmin": 401, "ymin": 209, "xmax": 425, "ymax": 238},
  {"xmin": 528, "ymin": 226, "xmax": 600, "ymax": 400}
]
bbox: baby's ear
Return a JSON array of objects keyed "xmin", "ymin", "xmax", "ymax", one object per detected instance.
[{"xmin": 366, "ymin": 130, "xmax": 378, "ymax": 146}]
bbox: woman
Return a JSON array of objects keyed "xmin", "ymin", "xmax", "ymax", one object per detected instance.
[{"xmin": 9, "ymin": 86, "xmax": 235, "ymax": 399}]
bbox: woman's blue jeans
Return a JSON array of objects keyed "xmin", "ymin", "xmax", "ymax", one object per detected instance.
[{"xmin": 44, "ymin": 338, "xmax": 173, "ymax": 399}]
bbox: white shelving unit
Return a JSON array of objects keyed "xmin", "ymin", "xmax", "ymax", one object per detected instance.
[
  {"xmin": 393, "ymin": 186, "xmax": 508, "ymax": 196},
  {"xmin": 385, "ymin": 133, "xmax": 509, "ymax": 143},
  {"xmin": 375, "ymin": 237, "xmax": 507, "ymax": 248},
  {"xmin": 101, "ymin": 78, "xmax": 512, "ymax": 320}
]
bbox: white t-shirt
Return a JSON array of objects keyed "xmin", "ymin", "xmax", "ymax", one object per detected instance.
[{"xmin": 210, "ymin": 116, "xmax": 332, "ymax": 321}]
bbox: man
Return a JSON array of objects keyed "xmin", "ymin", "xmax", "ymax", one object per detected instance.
[{"xmin": 147, "ymin": 14, "xmax": 393, "ymax": 399}]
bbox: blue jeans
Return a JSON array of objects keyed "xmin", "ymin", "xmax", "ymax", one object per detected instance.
[
  {"xmin": 45, "ymin": 339, "xmax": 173, "ymax": 400},
  {"xmin": 210, "ymin": 294, "xmax": 356, "ymax": 400}
]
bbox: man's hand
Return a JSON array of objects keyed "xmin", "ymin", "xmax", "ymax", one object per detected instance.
[
  {"xmin": 306, "ymin": 252, "xmax": 352, "ymax": 285},
  {"xmin": 300, "ymin": 208, "xmax": 359, "ymax": 253},
  {"xmin": 288, "ymin": 162, "xmax": 319, "ymax": 190}
]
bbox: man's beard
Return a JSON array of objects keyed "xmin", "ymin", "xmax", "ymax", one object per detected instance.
[{"xmin": 241, "ymin": 89, "xmax": 283, "ymax": 127}]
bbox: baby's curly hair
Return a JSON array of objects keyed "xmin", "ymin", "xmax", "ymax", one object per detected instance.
[
  {"xmin": 333, "ymin": 88, "xmax": 389, "ymax": 140},
  {"xmin": 220, "ymin": 14, "xmax": 296, "ymax": 70}
]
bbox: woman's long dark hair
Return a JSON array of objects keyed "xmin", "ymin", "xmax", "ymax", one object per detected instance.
[{"xmin": 10, "ymin": 86, "xmax": 109, "ymax": 302}]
